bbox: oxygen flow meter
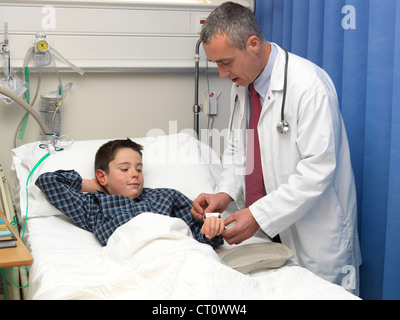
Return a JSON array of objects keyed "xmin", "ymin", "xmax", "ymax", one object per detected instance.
[{"xmin": 35, "ymin": 33, "xmax": 49, "ymax": 53}]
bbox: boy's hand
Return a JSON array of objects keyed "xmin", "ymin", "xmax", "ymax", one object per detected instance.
[
  {"xmin": 81, "ymin": 178, "xmax": 107, "ymax": 194},
  {"xmin": 201, "ymin": 217, "xmax": 225, "ymax": 239}
]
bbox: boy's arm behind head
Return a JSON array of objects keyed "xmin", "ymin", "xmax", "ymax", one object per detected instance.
[
  {"xmin": 81, "ymin": 177, "xmax": 108, "ymax": 194},
  {"xmin": 35, "ymin": 170, "xmax": 97, "ymax": 232}
]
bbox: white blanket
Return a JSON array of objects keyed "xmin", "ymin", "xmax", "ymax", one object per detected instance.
[{"xmin": 28, "ymin": 213, "xmax": 358, "ymax": 300}]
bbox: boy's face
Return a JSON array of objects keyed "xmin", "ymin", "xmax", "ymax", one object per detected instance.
[{"xmin": 97, "ymin": 148, "xmax": 144, "ymax": 200}]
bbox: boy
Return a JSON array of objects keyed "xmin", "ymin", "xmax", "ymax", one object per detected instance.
[{"xmin": 35, "ymin": 138, "xmax": 224, "ymax": 249}]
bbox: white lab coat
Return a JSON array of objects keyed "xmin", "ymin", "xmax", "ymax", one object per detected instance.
[{"xmin": 218, "ymin": 45, "xmax": 361, "ymax": 294}]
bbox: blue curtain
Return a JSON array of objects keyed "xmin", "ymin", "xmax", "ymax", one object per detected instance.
[{"xmin": 255, "ymin": 0, "xmax": 400, "ymax": 300}]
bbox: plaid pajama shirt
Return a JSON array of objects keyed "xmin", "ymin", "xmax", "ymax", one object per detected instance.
[{"xmin": 35, "ymin": 170, "xmax": 223, "ymax": 248}]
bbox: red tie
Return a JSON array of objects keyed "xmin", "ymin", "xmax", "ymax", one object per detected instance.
[{"xmin": 245, "ymin": 83, "xmax": 264, "ymax": 208}]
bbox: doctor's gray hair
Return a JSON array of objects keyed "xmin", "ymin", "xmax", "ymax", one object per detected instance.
[{"xmin": 200, "ymin": 1, "xmax": 265, "ymax": 51}]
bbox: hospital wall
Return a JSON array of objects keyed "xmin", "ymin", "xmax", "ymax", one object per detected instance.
[{"xmin": 0, "ymin": 71, "xmax": 233, "ymax": 181}]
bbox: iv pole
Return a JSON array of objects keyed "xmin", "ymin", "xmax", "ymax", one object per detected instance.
[{"xmin": 193, "ymin": 38, "xmax": 202, "ymax": 138}]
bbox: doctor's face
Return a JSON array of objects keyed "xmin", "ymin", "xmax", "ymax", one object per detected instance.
[{"xmin": 203, "ymin": 33, "xmax": 261, "ymax": 87}]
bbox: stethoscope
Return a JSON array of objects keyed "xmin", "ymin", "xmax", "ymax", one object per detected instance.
[{"xmin": 230, "ymin": 47, "xmax": 290, "ymax": 135}]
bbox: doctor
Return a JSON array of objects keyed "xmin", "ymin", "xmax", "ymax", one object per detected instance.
[{"xmin": 191, "ymin": 2, "xmax": 361, "ymax": 294}]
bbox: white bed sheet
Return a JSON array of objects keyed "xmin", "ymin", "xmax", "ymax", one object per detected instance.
[{"xmin": 24, "ymin": 213, "xmax": 359, "ymax": 300}]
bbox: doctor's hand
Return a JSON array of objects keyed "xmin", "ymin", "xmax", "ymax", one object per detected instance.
[
  {"xmin": 190, "ymin": 192, "xmax": 232, "ymax": 221},
  {"xmin": 222, "ymin": 208, "xmax": 259, "ymax": 245}
]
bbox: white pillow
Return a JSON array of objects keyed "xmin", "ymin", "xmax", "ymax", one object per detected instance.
[{"xmin": 11, "ymin": 133, "xmax": 222, "ymax": 219}]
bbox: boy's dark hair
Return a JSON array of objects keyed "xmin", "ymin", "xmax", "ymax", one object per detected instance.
[{"xmin": 95, "ymin": 138, "xmax": 143, "ymax": 173}]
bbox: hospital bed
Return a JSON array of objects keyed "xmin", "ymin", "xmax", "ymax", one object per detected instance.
[{"xmin": 6, "ymin": 133, "xmax": 358, "ymax": 300}]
